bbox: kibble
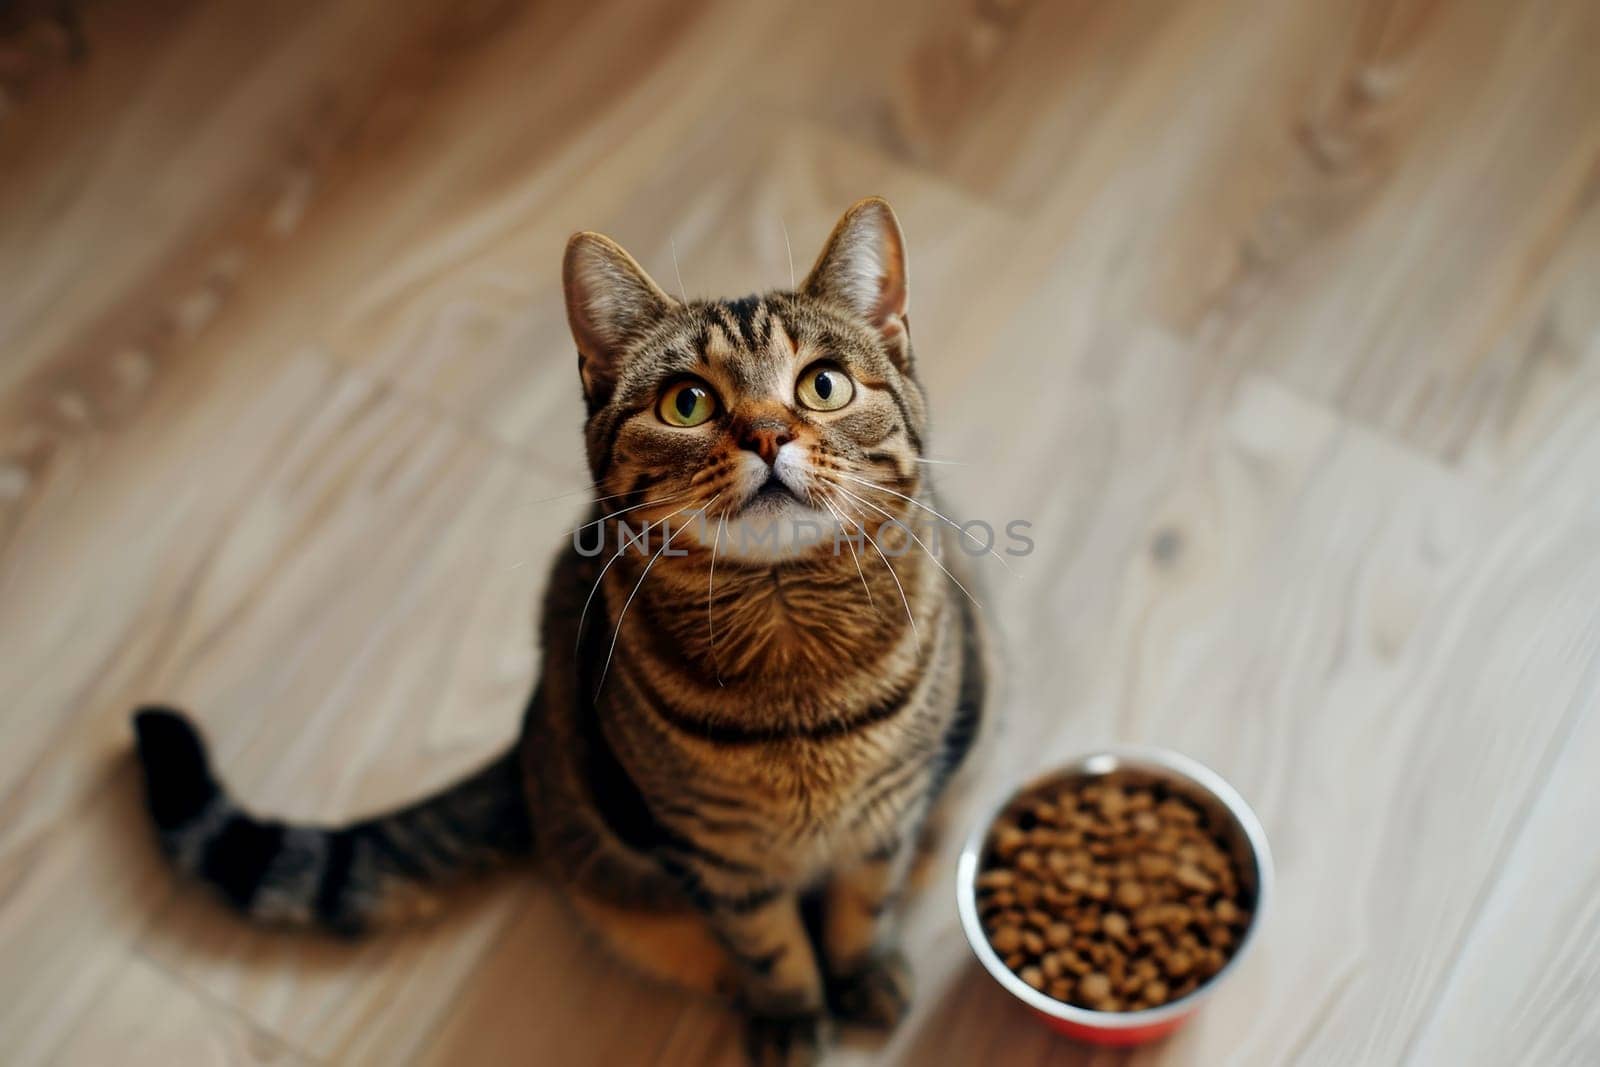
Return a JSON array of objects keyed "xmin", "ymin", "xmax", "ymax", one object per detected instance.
[{"xmin": 976, "ymin": 773, "xmax": 1253, "ymax": 1013}]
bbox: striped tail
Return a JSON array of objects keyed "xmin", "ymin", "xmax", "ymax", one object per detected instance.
[{"xmin": 132, "ymin": 707, "xmax": 533, "ymax": 935}]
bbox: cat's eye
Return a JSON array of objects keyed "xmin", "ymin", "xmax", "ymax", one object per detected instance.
[
  {"xmin": 657, "ymin": 378, "xmax": 719, "ymax": 427},
  {"xmin": 796, "ymin": 363, "xmax": 854, "ymax": 412}
]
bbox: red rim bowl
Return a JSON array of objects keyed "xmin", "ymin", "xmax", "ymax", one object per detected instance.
[{"xmin": 956, "ymin": 746, "xmax": 1273, "ymax": 1047}]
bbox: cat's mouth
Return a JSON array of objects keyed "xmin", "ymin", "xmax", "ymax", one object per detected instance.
[
  {"xmin": 739, "ymin": 472, "xmax": 802, "ymax": 513},
  {"xmin": 757, "ymin": 473, "xmax": 794, "ymax": 499}
]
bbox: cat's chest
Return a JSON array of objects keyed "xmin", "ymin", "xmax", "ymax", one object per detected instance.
[{"xmin": 712, "ymin": 733, "xmax": 922, "ymax": 858}]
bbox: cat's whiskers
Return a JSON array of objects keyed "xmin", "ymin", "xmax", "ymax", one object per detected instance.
[
  {"xmin": 832, "ymin": 468, "xmax": 1016, "ymax": 576},
  {"xmin": 563, "ymin": 489, "xmax": 692, "ymax": 544},
  {"xmin": 669, "ymin": 236, "xmax": 689, "ymax": 303},
  {"xmin": 822, "ymin": 487, "xmax": 918, "ymax": 653},
  {"xmin": 513, "ymin": 480, "xmax": 604, "ymax": 510},
  {"xmin": 511, "ymin": 489, "xmax": 647, "ymax": 570},
  {"xmin": 826, "ymin": 480, "xmax": 982, "ymax": 613},
  {"xmin": 861, "ymin": 514, "xmax": 920, "ymax": 655},
  {"xmin": 707, "ymin": 512, "xmax": 727, "ymax": 688},
  {"xmin": 576, "ymin": 496, "xmax": 703, "ymax": 654},
  {"xmin": 818, "ymin": 493, "xmax": 876, "ymax": 611},
  {"xmin": 589, "ymin": 486, "xmax": 661, "ymax": 506},
  {"xmin": 781, "ymin": 218, "xmax": 796, "ymax": 289},
  {"xmin": 595, "ymin": 492, "xmax": 722, "ymax": 698},
  {"xmin": 519, "ymin": 480, "xmax": 701, "ymax": 512}
]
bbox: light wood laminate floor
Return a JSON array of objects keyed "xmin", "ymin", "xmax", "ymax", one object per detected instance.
[{"xmin": 2, "ymin": 1, "xmax": 1598, "ymax": 1063}]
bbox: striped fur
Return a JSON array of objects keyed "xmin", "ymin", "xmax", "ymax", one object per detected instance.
[
  {"xmin": 133, "ymin": 708, "xmax": 531, "ymax": 934},
  {"xmin": 131, "ymin": 199, "xmax": 986, "ymax": 1066}
]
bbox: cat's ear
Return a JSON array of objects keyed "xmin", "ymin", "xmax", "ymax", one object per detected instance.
[
  {"xmin": 803, "ymin": 197, "xmax": 910, "ymax": 366},
  {"xmin": 563, "ymin": 232, "xmax": 677, "ymax": 408}
]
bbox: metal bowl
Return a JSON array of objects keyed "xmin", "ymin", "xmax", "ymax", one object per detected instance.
[{"xmin": 956, "ymin": 747, "xmax": 1273, "ymax": 1047}]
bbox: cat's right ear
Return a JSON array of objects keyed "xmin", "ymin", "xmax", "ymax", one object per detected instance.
[{"xmin": 563, "ymin": 232, "xmax": 677, "ymax": 410}]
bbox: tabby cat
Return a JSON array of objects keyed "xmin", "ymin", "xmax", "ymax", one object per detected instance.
[{"xmin": 133, "ymin": 197, "xmax": 987, "ymax": 1066}]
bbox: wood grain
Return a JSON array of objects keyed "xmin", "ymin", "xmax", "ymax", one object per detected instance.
[{"xmin": 1, "ymin": 0, "xmax": 1597, "ymax": 1064}]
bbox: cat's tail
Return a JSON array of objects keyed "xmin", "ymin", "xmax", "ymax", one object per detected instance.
[{"xmin": 131, "ymin": 706, "xmax": 533, "ymax": 935}]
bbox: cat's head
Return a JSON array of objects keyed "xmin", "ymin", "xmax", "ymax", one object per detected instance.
[{"xmin": 563, "ymin": 198, "xmax": 928, "ymax": 560}]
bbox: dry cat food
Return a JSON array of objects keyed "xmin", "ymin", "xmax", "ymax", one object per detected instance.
[{"xmin": 976, "ymin": 774, "xmax": 1253, "ymax": 1013}]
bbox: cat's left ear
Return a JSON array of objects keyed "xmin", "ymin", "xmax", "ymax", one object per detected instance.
[
  {"xmin": 564, "ymin": 232, "xmax": 677, "ymax": 410},
  {"xmin": 803, "ymin": 197, "xmax": 911, "ymax": 369}
]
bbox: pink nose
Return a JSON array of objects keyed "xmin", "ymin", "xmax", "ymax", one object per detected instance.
[{"xmin": 738, "ymin": 424, "xmax": 793, "ymax": 465}]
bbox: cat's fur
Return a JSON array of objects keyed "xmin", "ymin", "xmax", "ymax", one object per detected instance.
[{"xmin": 133, "ymin": 198, "xmax": 986, "ymax": 1066}]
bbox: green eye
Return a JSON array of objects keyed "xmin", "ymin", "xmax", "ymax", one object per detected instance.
[
  {"xmin": 657, "ymin": 378, "xmax": 718, "ymax": 427},
  {"xmin": 796, "ymin": 363, "xmax": 854, "ymax": 412}
]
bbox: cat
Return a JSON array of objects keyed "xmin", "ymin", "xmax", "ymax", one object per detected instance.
[{"xmin": 133, "ymin": 197, "xmax": 987, "ymax": 1066}]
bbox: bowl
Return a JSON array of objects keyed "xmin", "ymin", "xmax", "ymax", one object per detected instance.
[{"xmin": 956, "ymin": 746, "xmax": 1273, "ymax": 1047}]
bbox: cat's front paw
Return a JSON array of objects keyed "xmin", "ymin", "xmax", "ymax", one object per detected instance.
[
  {"xmin": 827, "ymin": 948, "xmax": 913, "ymax": 1030},
  {"xmin": 742, "ymin": 1012, "xmax": 828, "ymax": 1067}
]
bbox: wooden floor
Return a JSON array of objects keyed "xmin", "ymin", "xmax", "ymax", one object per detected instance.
[{"xmin": 3, "ymin": 0, "xmax": 1598, "ymax": 1063}]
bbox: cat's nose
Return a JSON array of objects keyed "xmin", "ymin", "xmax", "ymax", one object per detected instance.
[{"xmin": 737, "ymin": 422, "xmax": 794, "ymax": 466}]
